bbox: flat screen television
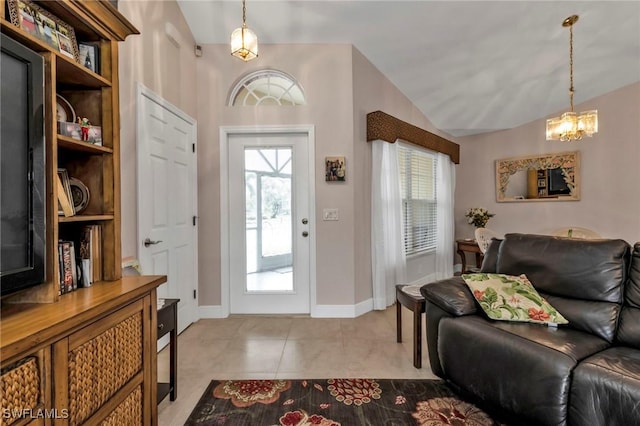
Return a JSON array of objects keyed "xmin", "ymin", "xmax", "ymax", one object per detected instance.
[
  {"xmin": 547, "ymin": 168, "xmax": 571, "ymax": 196},
  {"xmin": 1, "ymin": 33, "xmax": 46, "ymax": 296}
]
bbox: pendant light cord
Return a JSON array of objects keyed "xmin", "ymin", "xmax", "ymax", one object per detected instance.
[
  {"xmin": 568, "ymin": 22, "xmax": 574, "ymax": 112},
  {"xmin": 242, "ymin": 0, "xmax": 247, "ymax": 28}
]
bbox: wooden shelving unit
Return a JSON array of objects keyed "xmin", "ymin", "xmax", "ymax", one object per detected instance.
[
  {"xmin": 1, "ymin": 0, "xmax": 138, "ymax": 302},
  {"xmin": 0, "ymin": 3, "xmax": 164, "ymax": 424}
]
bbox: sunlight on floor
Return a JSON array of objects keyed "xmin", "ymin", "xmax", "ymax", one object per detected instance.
[{"xmin": 246, "ymin": 270, "xmax": 293, "ymax": 292}]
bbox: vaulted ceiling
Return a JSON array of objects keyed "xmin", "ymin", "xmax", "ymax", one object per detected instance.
[{"xmin": 176, "ymin": 1, "xmax": 640, "ymax": 137}]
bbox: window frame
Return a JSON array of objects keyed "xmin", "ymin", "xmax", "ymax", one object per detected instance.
[{"xmin": 228, "ymin": 69, "xmax": 306, "ymax": 106}]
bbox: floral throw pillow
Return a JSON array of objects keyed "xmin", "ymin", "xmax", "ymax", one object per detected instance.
[{"xmin": 461, "ymin": 273, "xmax": 568, "ymax": 325}]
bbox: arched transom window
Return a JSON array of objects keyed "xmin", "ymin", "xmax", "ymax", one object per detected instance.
[{"xmin": 229, "ymin": 69, "xmax": 306, "ymax": 106}]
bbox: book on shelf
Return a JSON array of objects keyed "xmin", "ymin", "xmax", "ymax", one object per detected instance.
[
  {"xmin": 79, "ymin": 224, "xmax": 102, "ymax": 285},
  {"xmin": 58, "ymin": 243, "xmax": 65, "ymax": 295},
  {"xmin": 56, "ymin": 172, "xmax": 74, "ymax": 217},
  {"xmin": 58, "ymin": 240, "xmax": 77, "ymax": 294}
]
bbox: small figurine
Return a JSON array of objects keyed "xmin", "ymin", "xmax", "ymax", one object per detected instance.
[{"xmin": 77, "ymin": 117, "xmax": 91, "ymax": 141}]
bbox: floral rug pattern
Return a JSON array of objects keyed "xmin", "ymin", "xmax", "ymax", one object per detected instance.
[{"xmin": 185, "ymin": 379, "xmax": 508, "ymax": 425}]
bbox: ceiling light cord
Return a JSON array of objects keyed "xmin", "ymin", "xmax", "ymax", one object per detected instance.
[
  {"xmin": 568, "ymin": 22, "xmax": 574, "ymax": 113},
  {"xmin": 242, "ymin": 0, "xmax": 247, "ymax": 29}
]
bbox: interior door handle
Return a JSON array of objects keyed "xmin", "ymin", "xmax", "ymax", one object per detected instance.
[{"xmin": 144, "ymin": 238, "xmax": 163, "ymax": 247}]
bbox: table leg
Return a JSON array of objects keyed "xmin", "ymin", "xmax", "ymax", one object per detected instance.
[
  {"xmin": 457, "ymin": 249, "xmax": 468, "ymax": 274},
  {"xmin": 169, "ymin": 318, "xmax": 177, "ymax": 400},
  {"xmin": 396, "ymin": 298, "xmax": 402, "ymax": 343},
  {"xmin": 413, "ymin": 308, "xmax": 422, "ymax": 368},
  {"xmin": 475, "ymin": 252, "xmax": 483, "ymax": 268}
]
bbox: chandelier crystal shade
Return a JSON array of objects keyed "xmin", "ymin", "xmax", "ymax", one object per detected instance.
[
  {"xmin": 231, "ymin": 0, "xmax": 258, "ymax": 61},
  {"xmin": 546, "ymin": 15, "xmax": 598, "ymax": 142}
]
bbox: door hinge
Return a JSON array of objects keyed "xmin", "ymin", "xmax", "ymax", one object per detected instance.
[
  {"xmin": 192, "ymin": 216, "xmax": 197, "ymax": 226},
  {"xmin": 192, "ymin": 143, "xmax": 195, "ymax": 153},
  {"xmin": 193, "ymin": 289, "xmax": 197, "ymax": 299}
]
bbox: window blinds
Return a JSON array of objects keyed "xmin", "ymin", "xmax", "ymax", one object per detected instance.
[{"xmin": 397, "ymin": 144, "xmax": 437, "ymax": 255}]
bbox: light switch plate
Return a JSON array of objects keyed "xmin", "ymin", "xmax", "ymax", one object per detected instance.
[{"xmin": 323, "ymin": 208, "xmax": 339, "ymax": 221}]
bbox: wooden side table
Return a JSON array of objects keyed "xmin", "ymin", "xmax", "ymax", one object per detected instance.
[
  {"xmin": 396, "ymin": 285, "xmax": 426, "ymax": 368},
  {"xmin": 157, "ymin": 298, "xmax": 179, "ymax": 404},
  {"xmin": 456, "ymin": 239, "xmax": 484, "ymax": 274}
]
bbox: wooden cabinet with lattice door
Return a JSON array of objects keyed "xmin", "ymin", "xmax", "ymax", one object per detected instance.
[{"xmin": 1, "ymin": 276, "xmax": 165, "ymax": 426}]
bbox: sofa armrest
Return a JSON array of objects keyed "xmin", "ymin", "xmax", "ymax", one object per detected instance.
[{"xmin": 420, "ymin": 277, "xmax": 477, "ymax": 316}]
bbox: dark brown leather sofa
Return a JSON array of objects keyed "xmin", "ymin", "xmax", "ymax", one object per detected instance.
[{"xmin": 420, "ymin": 233, "xmax": 640, "ymax": 426}]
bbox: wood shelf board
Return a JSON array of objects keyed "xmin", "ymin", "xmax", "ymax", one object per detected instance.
[
  {"xmin": 57, "ymin": 135, "xmax": 113, "ymax": 154},
  {"xmin": 57, "ymin": 57, "xmax": 111, "ymax": 88},
  {"xmin": 0, "ymin": 276, "xmax": 167, "ymax": 360},
  {"xmin": 58, "ymin": 214, "xmax": 114, "ymax": 223},
  {"xmin": 0, "ymin": 21, "xmax": 111, "ymax": 88}
]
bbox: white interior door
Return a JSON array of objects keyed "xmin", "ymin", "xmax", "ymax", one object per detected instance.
[
  {"xmin": 137, "ymin": 85, "xmax": 198, "ymax": 333},
  {"xmin": 227, "ymin": 132, "xmax": 312, "ymax": 314}
]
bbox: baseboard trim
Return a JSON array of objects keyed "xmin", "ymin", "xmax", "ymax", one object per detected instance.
[
  {"xmin": 312, "ymin": 298, "xmax": 373, "ymax": 318},
  {"xmin": 199, "ymin": 305, "xmax": 228, "ymax": 319},
  {"xmin": 199, "ymin": 299, "xmax": 377, "ymax": 319}
]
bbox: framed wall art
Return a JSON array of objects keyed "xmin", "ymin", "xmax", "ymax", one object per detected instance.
[{"xmin": 325, "ymin": 156, "xmax": 346, "ymax": 182}]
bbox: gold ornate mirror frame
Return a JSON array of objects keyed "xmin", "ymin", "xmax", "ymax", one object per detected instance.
[{"xmin": 496, "ymin": 151, "xmax": 580, "ymax": 202}]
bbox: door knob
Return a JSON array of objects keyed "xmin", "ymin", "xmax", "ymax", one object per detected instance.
[
  {"xmin": 302, "ymin": 231, "xmax": 309, "ymax": 237},
  {"xmin": 301, "ymin": 218, "xmax": 308, "ymax": 224},
  {"xmin": 144, "ymin": 238, "xmax": 163, "ymax": 247}
]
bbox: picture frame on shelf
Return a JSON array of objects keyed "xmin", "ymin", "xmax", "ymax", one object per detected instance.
[
  {"xmin": 7, "ymin": 0, "xmax": 80, "ymax": 63},
  {"xmin": 12, "ymin": 0, "xmax": 40, "ymax": 38},
  {"xmin": 79, "ymin": 42, "xmax": 100, "ymax": 74},
  {"xmin": 56, "ymin": 24, "xmax": 76, "ymax": 60}
]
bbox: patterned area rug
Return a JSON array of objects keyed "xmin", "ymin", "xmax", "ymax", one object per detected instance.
[{"xmin": 185, "ymin": 379, "xmax": 508, "ymax": 425}]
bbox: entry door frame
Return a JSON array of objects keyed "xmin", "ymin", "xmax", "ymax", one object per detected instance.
[{"xmin": 220, "ymin": 125, "xmax": 316, "ymax": 317}]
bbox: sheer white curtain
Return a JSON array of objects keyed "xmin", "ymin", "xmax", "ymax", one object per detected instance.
[
  {"xmin": 371, "ymin": 140, "xmax": 407, "ymax": 309},
  {"xmin": 434, "ymin": 152, "xmax": 456, "ymax": 280}
]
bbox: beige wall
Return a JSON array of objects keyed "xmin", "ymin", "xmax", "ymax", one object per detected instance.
[
  {"xmin": 115, "ymin": 0, "xmax": 638, "ymax": 310},
  {"xmin": 114, "ymin": 0, "xmax": 444, "ymax": 309},
  {"xmin": 350, "ymin": 48, "xmax": 458, "ymax": 294},
  {"xmin": 196, "ymin": 44, "xmax": 356, "ymax": 306},
  {"xmin": 118, "ymin": 0, "xmax": 198, "ymax": 260},
  {"xmin": 455, "ymin": 81, "xmax": 640, "ymax": 244}
]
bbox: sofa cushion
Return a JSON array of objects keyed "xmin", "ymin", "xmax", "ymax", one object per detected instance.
[
  {"xmin": 421, "ymin": 277, "xmax": 477, "ymax": 317},
  {"xmin": 438, "ymin": 315, "xmax": 610, "ymax": 425},
  {"xmin": 462, "ymin": 273, "xmax": 568, "ymax": 325},
  {"xmin": 569, "ymin": 347, "xmax": 640, "ymax": 426},
  {"xmin": 496, "ymin": 233, "xmax": 630, "ymax": 342},
  {"xmin": 617, "ymin": 242, "xmax": 640, "ymax": 349}
]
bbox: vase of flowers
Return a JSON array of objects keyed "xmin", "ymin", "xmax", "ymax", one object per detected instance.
[{"xmin": 465, "ymin": 207, "xmax": 495, "ymax": 228}]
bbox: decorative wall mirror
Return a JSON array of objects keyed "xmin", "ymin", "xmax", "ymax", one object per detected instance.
[{"xmin": 496, "ymin": 151, "xmax": 580, "ymax": 202}]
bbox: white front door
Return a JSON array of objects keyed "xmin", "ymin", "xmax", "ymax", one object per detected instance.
[
  {"xmin": 137, "ymin": 85, "xmax": 198, "ymax": 333},
  {"xmin": 225, "ymin": 130, "xmax": 314, "ymax": 314}
]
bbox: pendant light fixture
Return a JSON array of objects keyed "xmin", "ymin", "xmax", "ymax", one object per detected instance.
[
  {"xmin": 546, "ymin": 15, "xmax": 598, "ymax": 141},
  {"xmin": 230, "ymin": 0, "xmax": 258, "ymax": 62}
]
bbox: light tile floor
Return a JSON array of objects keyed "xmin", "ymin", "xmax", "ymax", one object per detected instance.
[{"xmin": 157, "ymin": 305, "xmax": 437, "ymax": 425}]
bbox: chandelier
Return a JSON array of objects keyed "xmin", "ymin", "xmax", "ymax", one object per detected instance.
[
  {"xmin": 546, "ymin": 15, "xmax": 597, "ymax": 142},
  {"xmin": 230, "ymin": 0, "xmax": 258, "ymax": 61}
]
